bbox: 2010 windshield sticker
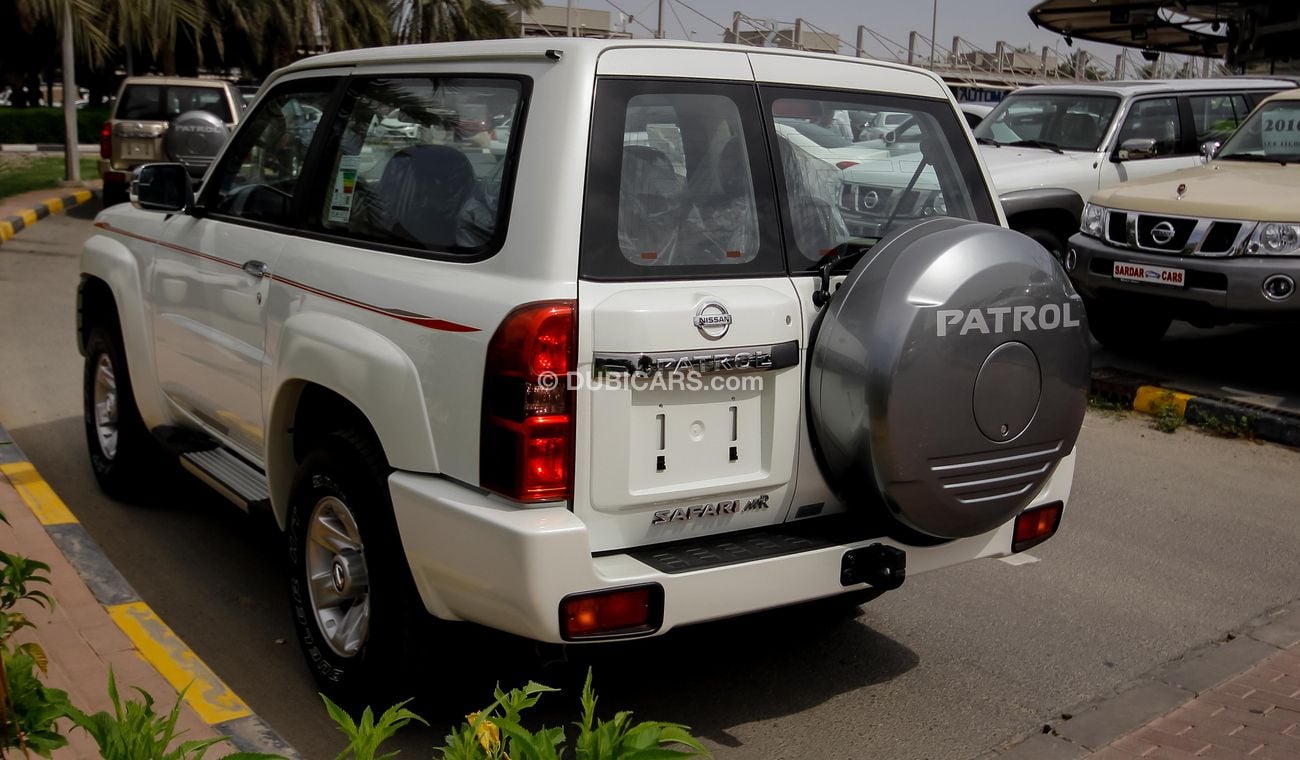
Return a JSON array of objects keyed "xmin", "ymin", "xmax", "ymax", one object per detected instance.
[
  {"xmin": 328, "ymin": 154, "xmax": 361, "ymax": 223},
  {"xmin": 1262, "ymin": 107, "xmax": 1300, "ymax": 156}
]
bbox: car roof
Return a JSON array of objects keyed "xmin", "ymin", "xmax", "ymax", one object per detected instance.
[
  {"xmin": 1258, "ymin": 88, "xmax": 1300, "ymax": 104},
  {"xmin": 1005, "ymin": 78, "xmax": 1298, "ymax": 98},
  {"xmin": 119, "ymin": 76, "xmax": 232, "ymax": 88},
  {"xmin": 279, "ymin": 37, "xmax": 937, "ymax": 80}
]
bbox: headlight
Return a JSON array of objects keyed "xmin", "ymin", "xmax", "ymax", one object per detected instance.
[
  {"xmin": 1247, "ymin": 223, "xmax": 1300, "ymax": 255},
  {"xmin": 1081, "ymin": 203, "xmax": 1106, "ymax": 238}
]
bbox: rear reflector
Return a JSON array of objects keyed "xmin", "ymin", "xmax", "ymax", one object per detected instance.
[
  {"xmin": 560, "ymin": 585, "xmax": 663, "ymax": 641},
  {"xmin": 100, "ymin": 121, "xmax": 112, "ymax": 159},
  {"xmin": 1012, "ymin": 501, "xmax": 1063, "ymax": 553}
]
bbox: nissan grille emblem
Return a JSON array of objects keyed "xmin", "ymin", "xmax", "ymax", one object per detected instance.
[
  {"xmin": 1150, "ymin": 221, "xmax": 1177, "ymax": 245},
  {"xmin": 862, "ymin": 190, "xmax": 880, "ymax": 210},
  {"xmin": 693, "ymin": 300, "xmax": 732, "ymax": 340}
]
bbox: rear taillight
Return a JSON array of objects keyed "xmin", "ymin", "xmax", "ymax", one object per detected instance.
[
  {"xmin": 481, "ymin": 301, "xmax": 576, "ymax": 502},
  {"xmin": 99, "ymin": 121, "xmax": 112, "ymax": 159},
  {"xmin": 1012, "ymin": 501, "xmax": 1063, "ymax": 553},
  {"xmin": 560, "ymin": 585, "xmax": 663, "ymax": 640},
  {"xmin": 835, "ymin": 160, "xmax": 859, "ymax": 170}
]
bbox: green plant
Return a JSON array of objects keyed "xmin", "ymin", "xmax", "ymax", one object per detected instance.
[
  {"xmin": 1087, "ymin": 395, "xmax": 1129, "ymax": 418},
  {"xmin": 0, "ymin": 551, "xmax": 53, "ymax": 643},
  {"xmin": 64, "ymin": 667, "xmax": 283, "ymax": 760},
  {"xmin": 320, "ymin": 694, "xmax": 428, "ymax": 760},
  {"xmin": 0, "ymin": 647, "xmax": 73, "ymax": 758},
  {"xmin": 1195, "ymin": 413, "xmax": 1254, "ymax": 439},
  {"xmin": 1151, "ymin": 392, "xmax": 1184, "ymax": 434},
  {"xmin": 436, "ymin": 669, "xmax": 710, "ymax": 760}
]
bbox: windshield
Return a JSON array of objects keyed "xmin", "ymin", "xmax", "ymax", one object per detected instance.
[
  {"xmin": 1217, "ymin": 100, "xmax": 1300, "ymax": 163},
  {"xmin": 972, "ymin": 93, "xmax": 1120, "ymax": 152}
]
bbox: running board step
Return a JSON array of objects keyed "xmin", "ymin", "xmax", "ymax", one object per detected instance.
[
  {"xmin": 618, "ymin": 514, "xmax": 882, "ymax": 575},
  {"xmin": 180, "ymin": 449, "xmax": 270, "ymax": 511}
]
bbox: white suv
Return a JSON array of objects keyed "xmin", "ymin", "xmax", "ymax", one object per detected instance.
[
  {"xmin": 970, "ymin": 79, "xmax": 1293, "ymax": 257},
  {"xmin": 77, "ymin": 39, "xmax": 1090, "ymax": 699}
]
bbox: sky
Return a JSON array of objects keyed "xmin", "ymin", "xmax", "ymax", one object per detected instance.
[{"xmin": 573, "ymin": 0, "xmax": 1210, "ymax": 72}]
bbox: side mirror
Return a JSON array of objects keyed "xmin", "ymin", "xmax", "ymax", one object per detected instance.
[
  {"xmin": 1112, "ymin": 137, "xmax": 1158, "ymax": 162},
  {"xmin": 130, "ymin": 163, "xmax": 193, "ymax": 212},
  {"xmin": 1200, "ymin": 140, "xmax": 1222, "ymax": 163}
]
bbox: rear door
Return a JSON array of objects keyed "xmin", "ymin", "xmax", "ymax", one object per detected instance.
[{"xmin": 574, "ymin": 50, "xmax": 804, "ymax": 552}]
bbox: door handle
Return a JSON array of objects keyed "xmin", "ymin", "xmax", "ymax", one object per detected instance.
[{"xmin": 242, "ymin": 260, "xmax": 269, "ymax": 279}]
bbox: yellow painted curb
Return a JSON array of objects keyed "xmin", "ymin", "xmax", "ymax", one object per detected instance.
[
  {"xmin": 1133, "ymin": 386, "xmax": 1194, "ymax": 417},
  {"xmin": 19, "ymin": 209, "xmax": 37, "ymax": 227},
  {"xmin": 107, "ymin": 602, "xmax": 252, "ymax": 725},
  {"xmin": 73, "ymin": 189, "xmax": 92, "ymax": 204},
  {"xmin": 41, "ymin": 197, "xmax": 64, "ymax": 214},
  {"xmin": 0, "ymin": 461, "xmax": 78, "ymax": 525},
  {"xmin": 0, "ymin": 221, "xmax": 12, "ymax": 241}
]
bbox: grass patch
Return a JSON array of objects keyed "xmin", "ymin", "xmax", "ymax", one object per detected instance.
[
  {"xmin": 1150, "ymin": 391, "xmax": 1185, "ymax": 434},
  {"xmin": 0, "ymin": 155, "xmax": 98, "ymax": 200}
]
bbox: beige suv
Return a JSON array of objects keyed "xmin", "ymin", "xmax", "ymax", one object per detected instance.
[
  {"xmin": 1067, "ymin": 88, "xmax": 1300, "ymax": 350},
  {"xmin": 99, "ymin": 76, "xmax": 244, "ymax": 206}
]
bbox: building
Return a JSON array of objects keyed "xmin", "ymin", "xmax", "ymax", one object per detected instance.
[
  {"xmin": 723, "ymin": 28, "xmax": 841, "ymax": 55},
  {"xmin": 503, "ymin": 4, "xmax": 631, "ymax": 38}
]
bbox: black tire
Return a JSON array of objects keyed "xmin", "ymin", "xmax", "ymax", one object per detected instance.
[
  {"xmin": 1084, "ymin": 297, "xmax": 1171, "ymax": 353},
  {"xmin": 83, "ymin": 325, "xmax": 159, "ymax": 500},
  {"xmin": 286, "ymin": 430, "xmax": 423, "ymax": 705},
  {"xmin": 101, "ymin": 179, "xmax": 129, "ymax": 207},
  {"xmin": 1019, "ymin": 225, "xmax": 1067, "ymax": 261}
]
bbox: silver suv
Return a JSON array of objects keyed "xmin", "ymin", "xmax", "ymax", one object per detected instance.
[{"xmin": 98, "ymin": 76, "xmax": 244, "ymax": 206}]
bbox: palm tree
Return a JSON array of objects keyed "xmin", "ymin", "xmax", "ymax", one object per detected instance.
[
  {"xmin": 102, "ymin": 0, "xmax": 207, "ymax": 75},
  {"xmin": 394, "ymin": 0, "xmax": 541, "ymax": 45}
]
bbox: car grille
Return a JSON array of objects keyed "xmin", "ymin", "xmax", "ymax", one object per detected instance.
[
  {"xmin": 1102, "ymin": 210, "xmax": 1251, "ymax": 257},
  {"xmin": 1136, "ymin": 215, "xmax": 1197, "ymax": 251}
]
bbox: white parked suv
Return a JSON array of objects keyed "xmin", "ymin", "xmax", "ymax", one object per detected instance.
[
  {"xmin": 77, "ymin": 39, "xmax": 1090, "ymax": 699},
  {"xmin": 971, "ymin": 79, "xmax": 1294, "ymax": 257}
]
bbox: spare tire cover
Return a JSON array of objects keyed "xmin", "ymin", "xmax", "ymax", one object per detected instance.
[
  {"xmin": 165, "ymin": 110, "xmax": 229, "ymax": 176},
  {"xmin": 809, "ymin": 217, "xmax": 1090, "ymax": 539}
]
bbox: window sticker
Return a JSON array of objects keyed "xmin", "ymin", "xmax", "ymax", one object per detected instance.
[
  {"xmin": 1262, "ymin": 107, "xmax": 1300, "ymax": 155},
  {"xmin": 328, "ymin": 154, "xmax": 361, "ymax": 223}
]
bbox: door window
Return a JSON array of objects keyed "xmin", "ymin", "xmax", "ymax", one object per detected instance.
[
  {"xmin": 580, "ymin": 79, "xmax": 784, "ymax": 279},
  {"xmin": 1188, "ymin": 94, "xmax": 1249, "ymax": 143},
  {"xmin": 205, "ymin": 81, "xmax": 335, "ymax": 226},
  {"xmin": 314, "ymin": 76, "xmax": 526, "ymax": 255},
  {"xmin": 1116, "ymin": 97, "xmax": 1182, "ymax": 156}
]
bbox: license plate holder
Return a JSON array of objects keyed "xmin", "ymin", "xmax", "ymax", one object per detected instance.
[{"xmin": 1112, "ymin": 261, "xmax": 1185, "ymax": 287}]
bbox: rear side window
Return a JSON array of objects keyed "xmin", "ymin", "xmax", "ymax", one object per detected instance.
[
  {"xmin": 763, "ymin": 89, "xmax": 998, "ymax": 269},
  {"xmin": 1188, "ymin": 94, "xmax": 1249, "ymax": 144},
  {"xmin": 581, "ymin": 79, "xmax": 784, "ymax": 280},
  {"xmin": 116, "ymin": 84, "xmax": 232, "ymax": 122},
  {"xmin": 313, "ymin": 76, "xmax": 526, "ymax": 256}
]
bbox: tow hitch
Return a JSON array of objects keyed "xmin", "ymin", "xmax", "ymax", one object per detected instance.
[{"xmin": 840, "ymin": 544, "xmax": 906, "ymax": 590}]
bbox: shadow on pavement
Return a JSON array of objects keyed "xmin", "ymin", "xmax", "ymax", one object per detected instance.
[{"xmin": 67, "ymin": 199, "xmax": 102, "ymax": 220}]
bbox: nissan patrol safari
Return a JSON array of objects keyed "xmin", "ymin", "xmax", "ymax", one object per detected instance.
[
  {"xmin": 969, "ymin": 79, "xmax": 1292, "ymax": 258},
  {"xmin": 77, "ymin": 39, "xmax": 1089, "ymax": 699},
  {"xmin": 1067, "ymin": 88, "xmax": 1300, "ymax": 349},
  {"xmin": 99, "ymin": 76, "xmax": 245, "ymax": 207}
]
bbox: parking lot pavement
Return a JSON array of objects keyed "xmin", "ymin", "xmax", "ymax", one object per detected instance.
[
  {"xmin": 981, "ymin": 604, "xmax": 1300, "ymax": 759},
  {"xmin": 0, "ymin": 425, "xmax": 295, "ymax": 758}
]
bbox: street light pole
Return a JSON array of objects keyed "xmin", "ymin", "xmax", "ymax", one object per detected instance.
[
  {"xmin": 929, "ymin": 0, "xmax": 938, "ymax": 69},
  {"xmin": 61, "ymin": 0, "xmax": 79, "ymax": 183}
]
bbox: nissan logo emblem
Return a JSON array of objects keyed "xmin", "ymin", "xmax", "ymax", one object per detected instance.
[
  {"xmin": 861, "ymin": 190, "xmax": 880, "ymax": 210},
  {"xmin": 693, "ymin": 300, "xmax": 732, "ymax": 340},
  {"xmin": 1150, "ymin": 221, "xmax": 1177, "ymax": 245}
]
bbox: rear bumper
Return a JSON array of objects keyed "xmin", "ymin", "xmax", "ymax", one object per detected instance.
[
  {"xmin": 389, "ymin": 449, "xmax": 1076, "ymax": 643},
  {"xmin": 1067, "ymin": 232, "xmax": 1300, "ymax": 324}
]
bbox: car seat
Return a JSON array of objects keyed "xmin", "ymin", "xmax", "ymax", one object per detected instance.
[{"xmin": 369, "ymin": 145, "xmax": 483, "ymax": 248}]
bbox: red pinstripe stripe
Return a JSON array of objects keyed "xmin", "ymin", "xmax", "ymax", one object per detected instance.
[{"xmin": 93, "ymin": 222, "xmax": 480, "ymax": 333}]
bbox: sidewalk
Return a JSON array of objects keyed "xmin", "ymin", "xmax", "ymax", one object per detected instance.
[
  {"xmin": 986, "ymin": 605, "xmax": 1300, "ymax": 759},
  {"xmin": 0, "ymin": 429, "xmax": 293, "ymax": 758}
]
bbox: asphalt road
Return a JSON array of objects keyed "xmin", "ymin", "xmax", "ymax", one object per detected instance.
[{"xmin": 2, "ymin": 208, "xmax": 1299, "ymax": 760}]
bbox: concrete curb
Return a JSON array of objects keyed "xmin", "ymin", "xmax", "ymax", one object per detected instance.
[
  {"xmin": 0, "ymin": 188, "xmax": 99, "ymax": 246},
  {"xmin": 0, "ymin": 144, "xmax": 99, "ymax": 153},
  {"xmin": 1090, "ymin": 366, "xmax": 1300, "ymax": 448},
  {"xmin": 0, "ymin": 423, "xmax": 299, "ymax": 758},
  {"xmin": 978, "ymin": 602, "xmax": 1300, "ymax": 759}
]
